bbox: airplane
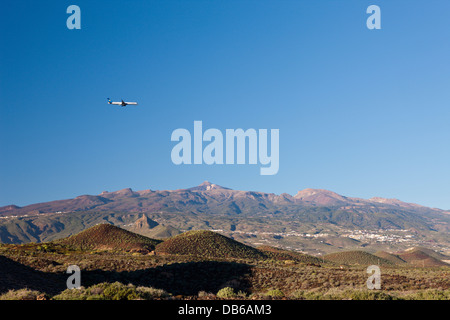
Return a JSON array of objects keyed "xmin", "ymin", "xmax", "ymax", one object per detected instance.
[{"xmin": 107, "ymin": 98, "xmax": 138, "ymax": 107}]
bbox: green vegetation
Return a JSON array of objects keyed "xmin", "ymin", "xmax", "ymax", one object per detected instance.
[
  {"xmin": 290, "ymin": 288, "xmax": 450, "ymax": 300},
  {"xmin": 216, "ymin": 287, "xmax": 236, "ymax": 299},
  {"xmin": 265, "ymin": 289, "xmax": 285, "ymax": 298},
  {"xmin": 402, "ymin": 289, "xmax": 450, "ymax": 300},
  {"xmin": 291, "ymin": 289, "xmax": 395, "ymax": 300},
  {"xmin": 53, "ymin": 282, "xmax": 170, "ymax": 300},
  {"xmin": 0, "ymin": 289, "xmax": 47, "ymax": 300}
]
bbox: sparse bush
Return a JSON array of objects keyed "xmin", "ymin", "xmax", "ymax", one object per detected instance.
[
  {"xmin": 52, "ymin": 287, "xmax": 94, "ymax": 300},
  {"xmin": 236, "ymin": 290, "xmax": 248, "ymax": 298},
  {"xmin": 54, "ymin": 283, "xmax": 129, "ymax": 300},
  {"xmin": 291, "ymin": 290, "xmax": 325, "ymax": 300},
  {"xmin": 136, "ymin": 286, "xmax": 170, "ymax": 299},
  {"xmin": 403, "ymin": 289, "xmax": 450, "ymax": 300},
  {"xmin": 198, "ymin": 291, "xmax": 215, "ymax": 298},
  {"xmin": 102, "ymin": 282, "xmax": 139, "ymax": 300},
  {"xmin": 54, "ymin": 282, "xmax": 152, "ymax": 300},
  {"xmin": 265, "ymin": 289, "xmax": 284, "ymax": 298},
  {"xmin": 290, "ymin": 288, "xmax": 396, "ymax": 300},
  {"xmin": 341, "ymin": 290, "xmax": 395, "ymax": 300},
  {"xmin": 0, "ymin": 289, "xmax": 47, "ymax": 300},
  {"xmin": 217, "ymin": 287, "xmax": 236, "ymax": 299}
]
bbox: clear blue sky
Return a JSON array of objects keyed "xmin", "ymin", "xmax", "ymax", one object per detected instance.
[{"xmin": 1, "ymin": 0, "xmax": 450, "ymax": 209}]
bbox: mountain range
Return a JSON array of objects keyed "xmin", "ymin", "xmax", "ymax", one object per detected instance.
[
  {"xmin": 1, "ymin": 181, "xmax": 448, "ymax": 219},
  {"xmin": 0, "ymin": 182, "xmax": 449, "ymax": 255}
]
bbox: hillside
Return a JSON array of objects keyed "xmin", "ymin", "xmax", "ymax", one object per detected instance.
[
  {"xmin": 374, "ymin": 251, "xmax": 407, "ymax": 265},
  {"xmin": 55, "ymin": 224, "xmax": 161, "ymax": 252},
  {"xmin": 123, "ymin": 214, "xmax": 181, "ymax": 239},
  {"xmin": 257, "ymin": 246, "xmax": 323, "ymax": 264},
  {"xmin": 403, "ymin": 247, "xmax": 450, "ymax": 261},
  {"xmin": 398, "ymin": 248, "xmax": 449, "ymax": 267},
  {"xmin": 324, "ymin": 251, "xmax": 393, "ymax": 266},
  {"xmin": 155, "ymin": 230, "xmax": 267, "ymax": 260},
  {"xmin": 142, "ymin": 225, "xmax": 182, "ymax": 239}
]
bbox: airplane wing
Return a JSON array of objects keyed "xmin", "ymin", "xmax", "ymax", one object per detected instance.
[{"xmin": 124, "ymin": 102, "xmax": 138, "ymax": 105}]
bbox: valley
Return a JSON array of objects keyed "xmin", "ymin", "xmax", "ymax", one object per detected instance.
[{"xmin": 0, "ymin": 224, "xmax": 448, "ymax": 300}]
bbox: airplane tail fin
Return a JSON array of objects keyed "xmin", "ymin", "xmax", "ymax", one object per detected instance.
[{"xmin": 107, "ymin": 98, "xmax": 112, "ymax": 104}]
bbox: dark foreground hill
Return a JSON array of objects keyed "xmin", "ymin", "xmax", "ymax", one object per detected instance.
[
  {"xmin": 55, "ymin": 223, "xmax": 161, "ymax": 252},
  {"xmin": 155, "ymin": 230, "xmax": 267, "ymax": 260},
  {"xmin": 0, "ymin": 255, "xmax": 66, "ymax": 296},
  {"xmin": 324, "ymin": 251, "xmax": 393, "ymax": 266}
]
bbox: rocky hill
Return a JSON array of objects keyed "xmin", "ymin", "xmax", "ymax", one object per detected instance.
[
  {"xmin": 55, "ymin": 223, "xmax": 161, "ymax": 252},
  {"xmin": 155, "ymin": 230, "xmax": 267, "ymax": 260}
]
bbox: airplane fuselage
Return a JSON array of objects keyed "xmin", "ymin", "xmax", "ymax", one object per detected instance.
[{"xmin": 107, "ymin": 98, "xmax": 138, "ymax": 107}]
